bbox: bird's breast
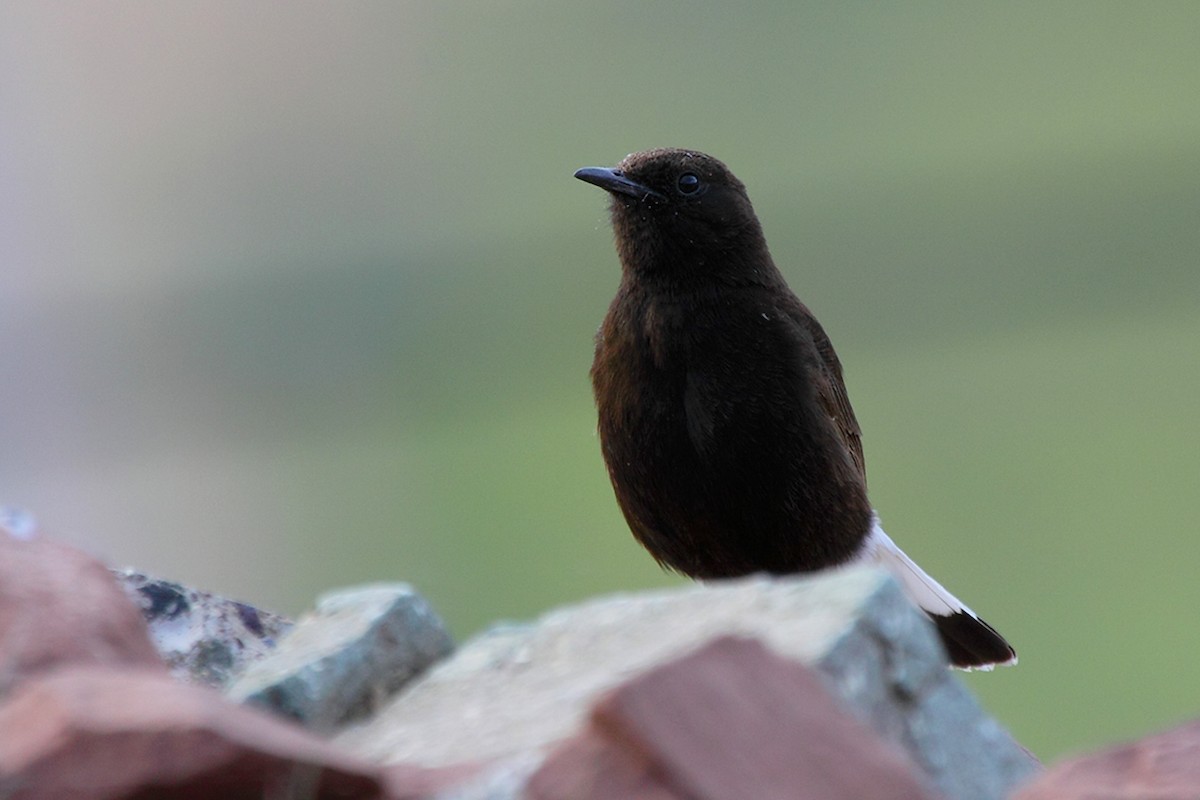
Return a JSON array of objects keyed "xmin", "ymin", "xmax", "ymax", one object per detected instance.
[{"xmin": 590, "ymin": 288, "xmax": 872, "ymax": 574}]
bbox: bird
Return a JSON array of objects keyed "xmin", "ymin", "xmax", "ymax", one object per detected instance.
[{"xmin": 574, "ymin": 147, "xmax": 1015, "ymax": 669}]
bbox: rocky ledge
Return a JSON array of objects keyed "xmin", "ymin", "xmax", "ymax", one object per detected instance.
[{"xmin": 0, "ymin": 519, "xmax": 1194, "ymax": 799}]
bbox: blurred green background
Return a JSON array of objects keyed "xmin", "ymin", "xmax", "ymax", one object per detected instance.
[{"xmin": 3, "ymin": 1, "xmax": 1198, "ymax": 761}]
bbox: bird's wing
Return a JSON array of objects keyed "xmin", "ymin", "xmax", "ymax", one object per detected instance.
[{"xmin": 789, "ymin": 302, "xmax": 866, "ymax": 483}]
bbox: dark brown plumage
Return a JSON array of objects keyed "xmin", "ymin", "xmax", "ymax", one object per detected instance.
[{"xmin": 576, "ymin": 148, "xmax": 1015, "ymax": 669}]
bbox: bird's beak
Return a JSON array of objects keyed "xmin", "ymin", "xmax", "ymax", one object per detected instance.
[{"xmin": 574, "ymin": 167, "xmax": 664, "ymax": 201}]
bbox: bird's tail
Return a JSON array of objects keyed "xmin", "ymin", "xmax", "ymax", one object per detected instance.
[{"xmin": 854, "ymin": 516, "xmax": 1016, "ymax": 670}]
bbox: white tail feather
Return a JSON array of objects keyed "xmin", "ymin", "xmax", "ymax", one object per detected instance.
[{"xmin": 851, "ymin": 515, "xmax": 978, "ymax": 620}]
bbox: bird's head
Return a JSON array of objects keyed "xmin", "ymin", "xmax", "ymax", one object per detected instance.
[{"xmin": 575, "ymin": 148, "xmax": 773, "ymax": 285}]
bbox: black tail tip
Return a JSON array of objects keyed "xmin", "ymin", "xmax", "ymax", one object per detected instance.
[{"xmin": 930, "ymin": 611, "xmax": 1017, "ymax": 670}]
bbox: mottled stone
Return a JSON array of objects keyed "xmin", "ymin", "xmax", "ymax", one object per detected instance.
[
  {"xmin": 115, "ymin": 571, "xmax": 292, "ymax": 688},
  {"xmin": 229, "ymin": 584, "xmax": 453, "ymax": 728}
]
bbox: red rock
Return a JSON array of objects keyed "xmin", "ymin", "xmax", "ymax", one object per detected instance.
[
  {"xmin": 530, "ymin": 726, "xmax": 686, "ymax": 800},
  {"xmin": 530, "ymin": 635, "xmax": 934, "ymax": 800},
  {"xmin": 1014, "ymin": 719, "xmax": 1200, "ymax": 800},
  {"xmin": 0, "ymin": 535, "xmax": 163, "ymax": 681},
  {"xmin": 0, "ymin": 666, "xmax": 392, "ymax": 799}
]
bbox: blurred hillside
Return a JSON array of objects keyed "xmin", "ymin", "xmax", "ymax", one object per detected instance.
[{"xmin": 2, "ymin": 2, "xmax": 1198, "ymax": 759}]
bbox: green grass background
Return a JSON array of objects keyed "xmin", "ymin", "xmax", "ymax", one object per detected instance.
[{"xmin": 2, "ymin": 2, "xmax": 1198, "ymax": 761}]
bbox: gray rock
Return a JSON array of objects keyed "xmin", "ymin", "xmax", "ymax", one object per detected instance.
[
  {"xmin": 335, "ymin": 567, "xmax": 1038, "ymax": 800},
  {"xmin": 115, "ymin": 570, "xmax": 291, "ymax": 688},
  {"xmin": 228, "ymin": 583, "xmax": 454, "ymax": 729},
  {"xmin": 817, "ymin": 573, "xmax": 1037, "ymax": 800}
]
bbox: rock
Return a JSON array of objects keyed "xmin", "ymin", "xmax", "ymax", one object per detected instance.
[
  {"xmin": 335, "ymin": 567, "xmax": 1037, "ymax": 800},
  {"xmin": 382, "ymin": 762, "xmax": 491, "ymax": 800},
  {"xmin": 0, "ymin": 534, "xmax": 163, "ymax": 691},
  {"xmin": 228, "ymin": 583, "xmax": 454, "ymax": 728},
  {"xmin": 114, "ymin": 570, "xmax": 292, "ymax": 689},
  {"xmin": 528, "ymin": 635, "xmax": 935, "ymax": 800},
  {"xmin": 0, "ymin": 666, "xmax": 390, "ymax": 800},
  {"xmin": 1013, "ymin": 719, "xmax": 1200, "ymax": 800}
]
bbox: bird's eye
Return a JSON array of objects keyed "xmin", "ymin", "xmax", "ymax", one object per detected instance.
[{"xmin": 677, "ymin": 173, "xmax": 701, "ymax": 195}]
